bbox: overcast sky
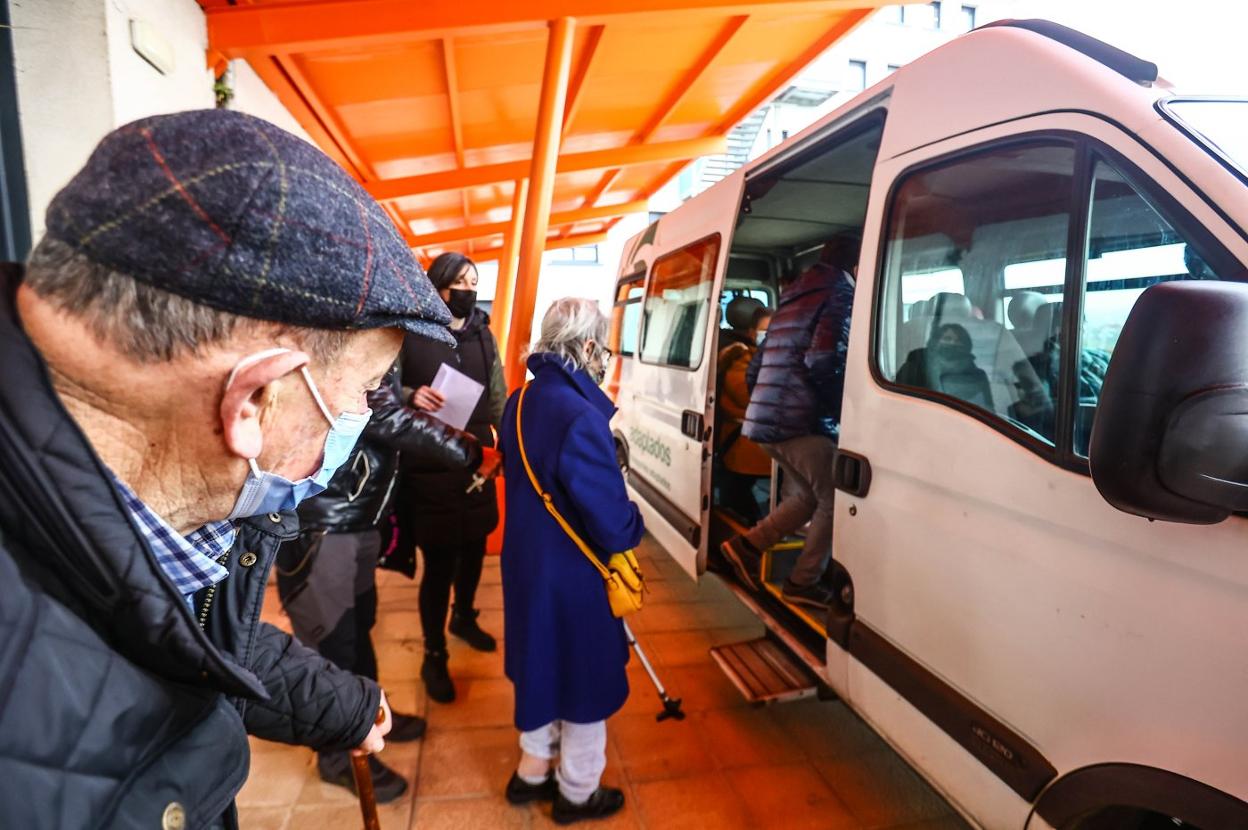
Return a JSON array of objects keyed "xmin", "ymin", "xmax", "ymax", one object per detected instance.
[{"xmin": 1007, "ymin": 0, "xmax": 1247, "ymax": 93}]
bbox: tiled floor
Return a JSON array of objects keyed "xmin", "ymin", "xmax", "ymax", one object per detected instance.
[{"xmin": 238, "ymin": 536, "xmax": 969, "ymax": 829}]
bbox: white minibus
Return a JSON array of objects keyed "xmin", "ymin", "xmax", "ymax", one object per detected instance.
[{"xmin": 608, "ymin": 19, "xmax": 1248, "ymax": 829}]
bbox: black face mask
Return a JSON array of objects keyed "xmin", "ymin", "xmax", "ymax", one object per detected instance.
[
  {"xmin": 446, "ymin": 288, "xmax": 477, "ymax": 319},
  {"xmin": 934, "ymin": 343, "xmax": 969, "ymax": 361}
]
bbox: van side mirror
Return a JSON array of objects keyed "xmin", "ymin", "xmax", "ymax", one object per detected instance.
[{"xmin": 1089, "ymin": 281, "xmax": 1248, "ymax": 524}]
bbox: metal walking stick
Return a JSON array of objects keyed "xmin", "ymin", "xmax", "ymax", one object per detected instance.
[{"xmin": 622, "ymin": 619, "xmax": 685, "ymax": 722}]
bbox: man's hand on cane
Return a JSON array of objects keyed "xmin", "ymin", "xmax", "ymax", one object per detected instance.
[{"xmin": 355, "ymin": 688, "xmax": 392, "ymax": 755}]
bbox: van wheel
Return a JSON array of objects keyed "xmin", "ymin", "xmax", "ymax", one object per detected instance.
[{"xmin": 1062, "ymin": 807, "xmax": 1189, "ymax": 830}]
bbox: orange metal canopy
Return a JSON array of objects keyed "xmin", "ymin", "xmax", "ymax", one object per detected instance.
[{"xmin": 200, "ymin": 0, "xmax": 882, "ymax": 264}]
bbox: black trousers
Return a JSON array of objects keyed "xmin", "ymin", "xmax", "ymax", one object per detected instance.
[
  {"xmin": 277, "ymin": 530, "xmax": 380, "ymax": 681},
  {"xmin": 419, "ymin": 537, "xmax": 487, "ymax": 653}
]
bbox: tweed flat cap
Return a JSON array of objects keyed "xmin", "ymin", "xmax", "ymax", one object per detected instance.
[{"xmin": 44, "ymin": 109, "xmax": 453, "ymax": 344}]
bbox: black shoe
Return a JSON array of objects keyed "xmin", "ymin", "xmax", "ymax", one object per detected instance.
[
  {"xmin": 449, "ymin": 609, "xmax": 498, "ymax": 652},
  {"xmin": 719, "ymin": 536, "xmax": 762, "ymax": 591},
  {"xmin": 782, "ymin": 578, "xmax": 836, "ymax": 610},
  {"xmin": 421, "ymin": 650, "xmax": 456, "ymax": 703},
  {"xmin": 552, "ymin": 786, "xmax": 626, "ymax": 825},
  {"xmin": 388, "ymin": 712, "xmax": 427, "ymax": 743},
  {"xmin": 505, "ymin": 772, "xmax": 558, "ymax": 805},
  {"xmin": 317, "ymin": 752, "xmax": 409, "ymax": 804}
]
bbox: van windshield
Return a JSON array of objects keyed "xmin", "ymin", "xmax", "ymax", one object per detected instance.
[{"xmin": 1165, "ymin": 99, "xmax": 1248, "ymax": 175}]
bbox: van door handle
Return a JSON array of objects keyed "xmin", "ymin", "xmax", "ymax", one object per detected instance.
[
  {"xmin": 833, "ymin": 450, "xmax": 872, "ymax": 498},
  {"xmin": 681, "ymin": 410, "xmax": 704, "ymax": 440}
]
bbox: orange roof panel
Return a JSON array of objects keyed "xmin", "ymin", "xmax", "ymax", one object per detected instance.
[{"xmin": 201, "ymin": 0, "xmax": 885, "ymax": 260}]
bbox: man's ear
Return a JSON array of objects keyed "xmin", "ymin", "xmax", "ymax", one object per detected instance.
[{"xmin": 220, "ymin": 351, "xmax": 309, "ymax": 461}]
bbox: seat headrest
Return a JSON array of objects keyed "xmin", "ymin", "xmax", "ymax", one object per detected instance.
[
  {"xmin": 1033, "ymin": 300, "xmax": 1063, "ymax": 337},
  {"xmin": 1008, "ymin": 291, "xmax": 1045, "ymax": 329},
  {"xmin": 932, "ymin": 292, "xmax": 973, "ymax": 319}
]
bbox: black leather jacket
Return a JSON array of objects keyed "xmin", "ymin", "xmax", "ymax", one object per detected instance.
[{"xmin": 296, "ymin": 369, "xmax": 482, "ymax": 534}]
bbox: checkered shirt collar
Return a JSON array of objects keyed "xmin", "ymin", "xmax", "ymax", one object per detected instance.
[{"xmin": 111, "ymin": 475, "xmax": 235, "ymax": 599}]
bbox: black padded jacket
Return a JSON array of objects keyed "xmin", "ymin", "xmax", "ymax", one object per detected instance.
[
  {"xmin": 295, "ymin": 369, "xmax": 482, "ymax": 535},
  {"xmin": 0, "ymin": 266, "xmax": 379, "ymax": 830}
]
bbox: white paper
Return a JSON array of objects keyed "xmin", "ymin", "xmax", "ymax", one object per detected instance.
[{"xmin": 429, "ymin": 363, "xmax": 485, "ymax": 432}]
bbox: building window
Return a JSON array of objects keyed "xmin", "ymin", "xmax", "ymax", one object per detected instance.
[
  {"xmin": 847, "ymin": 60, "xmax": 867, "ymax": 92},
  {"xmin": 884, "ymin": 5, "xmax": 905, "ymax": 24},
  {"xmin": 904, "ymin": 2, "xmax": 940, "ymax": 30},
  {"xmin": 960, "ymin": 5, "xmax": 976, "ymax": 32},
  {"xmin": 886, "ymin": 64, "xmax": 902, "ymax": 75},
  {"xmin": 552, "ymin": 244, "xmax": 600, "ymax": 265}
]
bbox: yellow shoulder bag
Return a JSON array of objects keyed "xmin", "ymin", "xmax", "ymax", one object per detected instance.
[{"xmin": 515, "ymin": 383, "xmax": 644, "ymax": 618}]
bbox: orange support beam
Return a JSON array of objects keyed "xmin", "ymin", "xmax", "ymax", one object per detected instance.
[
  {"xmin": 715, "ymin": 7, "xmax": 873, "ymax": 133},
  {"xmin": 206, "ymin": 1, "xmax": 893, "ymax": 55},
  {"xmin": 408, "ymin": 199, "xmax": 646, "ymax": 249},
  {"xmin": 505, "ymin": 17, "xmax": 576, "ymax": 391},
  {"xmin": 366, "ymin": 135, "xmax": 725, "ymax": 202},
  {"xmin": 491, "ymin": 179, "xmax": 529, "ymax": 355},
  {"xmin": 246, "ymin": 55, "xmax": 365, "ymax": 180},
  {"xmin": 474, "ymin": 230, "xmax": 609, "ymax": 265},
  {"xmin": 625, "ymin": 7, "xmax": 876, "ymax": 212},
  {"xmin": 562, "ymin": 24, "xmax": 605, "ymax": 136},
  {"xmin": 583, "ymin": 13, "xmax": 747, "ymax": 209}
]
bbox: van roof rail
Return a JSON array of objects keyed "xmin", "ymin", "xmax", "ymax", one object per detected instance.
[{"xmin": 981, "ymin": 19, "xmax": 1159, "ymax": 85}]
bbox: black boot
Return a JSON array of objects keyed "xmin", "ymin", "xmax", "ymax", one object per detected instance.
[
  {"xmin": 421, "ymin": 650, "xmax": 456, "ymax": 703},
  {"xmin": 551, "ymin": 787, "xmax": 626, "ymax": 825},
  {"xmin": 387, "ymin": 712, "xmax": 427, "ymax": 742},
  {"xmin": 505, "ymin": 772, "xmax": 558, "ymax": 805},
  {"xmin": 317, "ymin": 752, "xmax": 408, "ymax": 804},
  {"xmin": 448, "ymin": 608, "xmax": 497, "ymax": 652}
]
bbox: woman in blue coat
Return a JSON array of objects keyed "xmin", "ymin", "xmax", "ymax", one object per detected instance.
[{"xmin": 498, "ymin": 297, "xmax": 645, "ymax": 824}]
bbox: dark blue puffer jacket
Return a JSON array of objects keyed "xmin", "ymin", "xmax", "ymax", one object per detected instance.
[{"xmin": 743, "ymin": 263, "xmax": 855, "ymax": 444}]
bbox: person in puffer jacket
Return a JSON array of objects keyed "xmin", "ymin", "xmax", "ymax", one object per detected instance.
[
  {"xmin": 719, "ymin": 235, "xmax": 859, "ymax": 611},
  {"xmin": 278, "ymin": 366, "xmax": 483, "ymax": 801},
  {"xmin": 0, "ymin": 110, "xmax": 456, "ymax": 830}
]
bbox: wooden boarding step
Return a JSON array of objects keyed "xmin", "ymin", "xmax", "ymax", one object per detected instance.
[{"xmin": 710, "ymin": 637, "xmax": 818, "ymax": 704}]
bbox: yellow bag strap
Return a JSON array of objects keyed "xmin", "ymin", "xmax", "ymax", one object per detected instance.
[{"xmin": 515, "ymin": 383, "xmax": 613, "ymax": 581}]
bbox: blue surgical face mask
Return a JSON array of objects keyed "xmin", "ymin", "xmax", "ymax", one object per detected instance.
[{"xmin": 224, "ymin": 349, "xmax": 372, "ymax": 520}]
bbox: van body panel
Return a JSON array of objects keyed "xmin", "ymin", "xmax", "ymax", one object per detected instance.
[
  {"xmin": 614, "ymin": 170, "xmax": 745, "ymax": 579},
  {"xmin": 614, "ymin": 22, "xmax": 1248, "ymax": 822},
  {"xmin": 837, "ymin": 110, "xmax": 1248, "ymax": 811},
  {"xmin": 877, "ymin": 26, "xmax": 1164, "ymax": 163},
  {"xmin": 847, "ymin": 656, "xmax": 1026, "ymax": 830}
]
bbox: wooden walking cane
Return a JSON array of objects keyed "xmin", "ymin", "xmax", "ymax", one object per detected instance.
[{"xmin": 350, "ymin": 706, "xmax": 387, "ymax": 830}]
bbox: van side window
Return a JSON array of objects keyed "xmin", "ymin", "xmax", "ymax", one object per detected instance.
[
  {"xmin": 1073, "ymin": 158, "xmax": 1230, "ymax": 455},
  {"xmin": 640, "ymin": 235, "xmax": 721, "ymax": 370},
  {"xmin": 877, "ymin": 142, "xmax": 1077, "ymax": 445},
  {"xmin": 612, "ymin": 276, "xmax": 644, "ymax": 357}
]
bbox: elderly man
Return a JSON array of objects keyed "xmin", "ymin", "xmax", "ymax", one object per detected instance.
[{"xmin": 0, "ymin": 110, "xmax": 453, "ymax": 829}]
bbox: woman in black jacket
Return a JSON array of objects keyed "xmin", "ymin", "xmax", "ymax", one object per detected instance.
[{"xmin": 397, "ymin": 252, "xmax": 506, "ymax": 702}]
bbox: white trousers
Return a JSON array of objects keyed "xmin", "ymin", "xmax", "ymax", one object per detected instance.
[{"xmin": 519, "ymin": 720, "xmax": 607, "ymax": 804}]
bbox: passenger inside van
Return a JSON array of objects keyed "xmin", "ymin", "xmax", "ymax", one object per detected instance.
[
  {"xmin": 715, "ymin": 297, "xmax": 773, "ymax": 523},
  {"xmin": 895, "ymin": 322, "xmax": 994, "ymax": 410},
  {"xmin": 720, "ymin": 235, "xmax": 858, "ymax": 611}
]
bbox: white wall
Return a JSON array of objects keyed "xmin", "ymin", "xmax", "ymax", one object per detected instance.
[
  {"xmin": 103, "ymin": 0, "xmax": 214, "ymax": 127},
  {"xmin": 10, "ymin": 0, "xmax": 313, "ymax": 243},
  {"xmin": 10, "ymin": 0, "xmax": 115, "ymax": 241}
]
